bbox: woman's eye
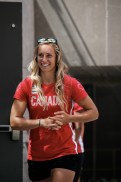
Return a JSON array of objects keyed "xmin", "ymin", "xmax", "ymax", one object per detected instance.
[
  {"xmin": 47, "ymin": 54, "xmax": 52, "ymax": 58},
  {"xmin": 38, "ymin": 54, "xmax": 52, "ymax": 59},
  {"xmin": 38, "ymin": 54, "xmax": 43, "ymax": 58}
]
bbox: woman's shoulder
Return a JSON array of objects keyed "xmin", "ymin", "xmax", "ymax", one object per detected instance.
[
  {"xmin": 22, "ymin": 76, "xmax": 32, "ymax": 83},
  {"xmin": 64, "ymin": 74, "xmax": 78, "ymax": 84},
  {"xmin": 20, "ymin": 76, "xmax": 33, "ymax": 88}
]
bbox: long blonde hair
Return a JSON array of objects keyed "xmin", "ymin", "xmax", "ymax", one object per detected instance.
[{"xmin": 28, "ymin": 42, "xmax": 68, "ymax": 111}]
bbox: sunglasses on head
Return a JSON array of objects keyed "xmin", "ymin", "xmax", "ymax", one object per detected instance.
[{"xmin": 37, "ymin": 37, "xmax": 58, "ymax": 45}]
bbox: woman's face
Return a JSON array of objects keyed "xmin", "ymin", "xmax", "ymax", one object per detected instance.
[{"xmin": 37, "ymin": 44, "xmax": 56, "ymax": 73}]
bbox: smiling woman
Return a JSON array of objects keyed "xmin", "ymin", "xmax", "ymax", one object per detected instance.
[
  {"xmin": 10, "ymin": 37, "xmax": 99, "ymax": 182},
  {"xmin": 37, "ymin": 44, "xmax": 56, "ymax": 73}
]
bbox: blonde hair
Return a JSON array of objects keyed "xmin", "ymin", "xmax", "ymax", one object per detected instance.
[{"xmin": 28, "ymin": 43, "xmax": 68, "ymax": 111}]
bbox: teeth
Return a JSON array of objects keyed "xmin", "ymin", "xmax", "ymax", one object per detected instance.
[{"xmin": 42, "ymin": 64, "xmax": 49, "ymax": 67}]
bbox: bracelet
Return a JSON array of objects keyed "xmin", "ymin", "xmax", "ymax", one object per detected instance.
[{"xmin": 38, "ymin": 119, "xmax": 41, "ymax": 127}]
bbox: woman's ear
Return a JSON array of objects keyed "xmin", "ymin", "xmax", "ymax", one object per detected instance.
[{"xmin": 35, "ymin": 56, "xmax": 37, "ymax": 62}]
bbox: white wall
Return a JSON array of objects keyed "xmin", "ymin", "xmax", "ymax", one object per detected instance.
[{"xmin": 35, "ymin": 0, "xmax": 121, "ymax": 66}]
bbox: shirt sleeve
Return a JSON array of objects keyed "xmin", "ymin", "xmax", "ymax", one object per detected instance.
[
  {"xmin": 13, "ymin": 79, "xmax": 29, "ymax": 102},
  {"xmin": 73, "ymin": 103, "xmax": 83, "ymax": 112},
  {"xmin": 71, "ymin": 77, "xmax": 88, "ymax": 103}
]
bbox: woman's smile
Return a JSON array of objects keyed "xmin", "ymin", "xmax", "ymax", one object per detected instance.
[{"xmin": 37, "ymin": 44, "xmax": 56, "ymax": 72}]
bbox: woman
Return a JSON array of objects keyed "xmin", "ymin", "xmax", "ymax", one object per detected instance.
[{"xmin": 10, "ymin": 37, "xmax": 99, "ymax": 182}]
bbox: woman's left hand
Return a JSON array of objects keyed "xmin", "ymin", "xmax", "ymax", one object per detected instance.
[{"xmin": 49, "ymin": 111, "xmax": 70, "ymax": 125}]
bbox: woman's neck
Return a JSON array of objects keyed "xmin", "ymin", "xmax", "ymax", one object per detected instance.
[{"xmin": 41, "ymin": 72, "xmax": 55, "ymax": 85}]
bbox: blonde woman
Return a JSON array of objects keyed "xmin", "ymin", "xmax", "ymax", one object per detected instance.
[{"xmin": 10, "ymin": 37, "xmax": 99, "ymax": 182}]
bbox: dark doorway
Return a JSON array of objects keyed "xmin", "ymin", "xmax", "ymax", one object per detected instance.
[
  {"xmin": 0, "ymin": 2, "xmax": 22, "ymax": 182},
  {"xmin": 70, "ymin": 66, "xmax": 121, "ymax": 181}
]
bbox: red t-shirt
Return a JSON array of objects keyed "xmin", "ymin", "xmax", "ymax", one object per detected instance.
[{"xmin": 14, "ymin": 74, "xmax": 87, "ymax": 161}]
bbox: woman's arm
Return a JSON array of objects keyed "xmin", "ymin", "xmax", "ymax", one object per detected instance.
[
  {"xmin": 10, "ymin": 99, "xmax": 62, "ymax": 130},
  {"xmin": 10, "ymin": 99, "xmax": 40, "ymax": 130},
  {"xmin": 71, "ymin": 95, "xmax": 99, "ymax": 123},
  {"xmin": 52, "ymin": 95, "xmax": 99, "ymax": 124}
]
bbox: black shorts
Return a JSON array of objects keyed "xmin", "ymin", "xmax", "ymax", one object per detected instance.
[
  {"xmin": 28, "ymin": 154, "xmax": 82, "ymax": 181},
  {"xmin": 73, "ymin": 153, "xmax": 84, "ymax": 182}
]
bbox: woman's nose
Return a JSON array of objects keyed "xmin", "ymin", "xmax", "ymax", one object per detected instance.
[{"xmin": 42, "ymin": 55, "xmax": 47, "ymax": 62}]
